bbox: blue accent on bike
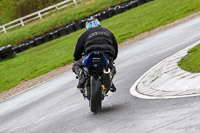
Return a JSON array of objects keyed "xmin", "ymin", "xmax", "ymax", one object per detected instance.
[{"xmin": 83, "ymin": 51, "xmax": 109, "ymax": 69}]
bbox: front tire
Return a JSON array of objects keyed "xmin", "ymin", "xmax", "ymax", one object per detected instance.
[{"xmin": 90, "ymin": 76, "xmax": 102, "ymax": 113}]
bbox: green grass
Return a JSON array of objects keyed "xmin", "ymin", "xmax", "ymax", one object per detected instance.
[
  {"xmin": 178, "ymin": 44, "xmax": 200, "ymax": 73},
  {"xmin": 0, "ymin": 32, "xmax": 78, "ymax": 91},
  {"xmin": 0, "ymin": 0, "xmax": 127, "ymax": 47},
  {"xmin": 1, "ymin": 0, "xmax": 200, "ymax": 92}
]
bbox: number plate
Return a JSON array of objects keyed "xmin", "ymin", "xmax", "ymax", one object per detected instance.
[{"xmin": 92, "ymin": 58, "xmax": 100, "ymax": 62}]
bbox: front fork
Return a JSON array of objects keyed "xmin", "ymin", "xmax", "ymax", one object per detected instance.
[{"xmin": 102, "ymin": 68, "xmax": 111, "ymax": 96}]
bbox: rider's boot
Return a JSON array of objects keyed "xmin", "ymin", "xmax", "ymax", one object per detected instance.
[
  {"xmin": 72, "ymin": 63, "xmax": 86, "ymax": 89},
  {"xmin": 77, "ymin": 70, "xmax": 86, "ymax": 89},
  {"xmin": 109, "ymin": 66, "xmax": 116, "ymax": 92},
  {"xmin": 110, "ymin": 83, "xmax": 116, "ymax": 92}
]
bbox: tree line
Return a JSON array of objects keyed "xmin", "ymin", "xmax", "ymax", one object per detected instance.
[{"xmin": 0, "ymin": 0, "xmax": 63, "ymax": 25}]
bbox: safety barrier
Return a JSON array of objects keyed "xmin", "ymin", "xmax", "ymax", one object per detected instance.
[
  {"xmin": 0, "ymin": 0, "xmax": 153, "ymax": 61},
  {"xmin": 0, "ymin": 0, "xmax": 80, "ymax": 34}
]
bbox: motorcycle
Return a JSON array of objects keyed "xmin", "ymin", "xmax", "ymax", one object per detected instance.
[{"xmin": 80, "ymin": 51, "xmax": 112, "ymax": 113}]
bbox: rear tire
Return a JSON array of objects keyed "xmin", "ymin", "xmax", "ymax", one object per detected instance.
[{"xmin": 90, "ymin": 76, "xmax": 102, "ymax": 113}]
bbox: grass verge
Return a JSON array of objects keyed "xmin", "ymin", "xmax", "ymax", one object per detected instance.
[
  {"xmin": 178, "ymin": 44, "xmax": 200, "ymax": 73},
  {"xmin": 1, "ymin": 0, "xmax": 200, "ymax": 92}
]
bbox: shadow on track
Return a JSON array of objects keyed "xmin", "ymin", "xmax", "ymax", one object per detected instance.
[{"xmin": 88, "ymin": 103, "xmax": 124, "ymax": 115}]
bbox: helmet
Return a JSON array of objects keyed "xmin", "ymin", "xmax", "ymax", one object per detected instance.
[{"xmin": 86, "ymin": 18, "xmax": 101, "ymax": 30}]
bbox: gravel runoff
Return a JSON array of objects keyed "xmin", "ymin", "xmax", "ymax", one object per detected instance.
[
  {"xmin": 1, "ymin": 11, "xmax": 200, "ymax": 101},
  {"xmin": 130, "ymin": 40, "xmax": 200, "ymax": 99}
]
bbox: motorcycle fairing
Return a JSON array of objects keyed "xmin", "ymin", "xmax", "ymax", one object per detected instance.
[{"xmin": 83, "ymin": 51, "xmax": 109, "ymax": 69}]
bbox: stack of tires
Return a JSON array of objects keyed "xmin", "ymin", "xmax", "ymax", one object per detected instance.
[{"xmin": 0, "ymin": 45, "xmax": 14, "ymax": 61}]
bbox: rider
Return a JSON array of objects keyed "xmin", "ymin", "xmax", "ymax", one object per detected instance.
[{"xmin": 72, "ymin": 17, "xmax": 118, "ymax": 92}]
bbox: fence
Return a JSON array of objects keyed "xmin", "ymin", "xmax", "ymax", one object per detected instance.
[{"xmin": 0, "ymin": 0, "xmax": 80, "ymax": 34}]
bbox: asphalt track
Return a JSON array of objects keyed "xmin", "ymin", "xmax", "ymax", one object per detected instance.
[{"xmin": 1, "ymin": 16, "xmax": 200, "ymax": 133}]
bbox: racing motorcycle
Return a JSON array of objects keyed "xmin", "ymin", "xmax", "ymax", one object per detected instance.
[{"xmin": 80, "ymin": 51, "xmax": 112, "ymax": 113}]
